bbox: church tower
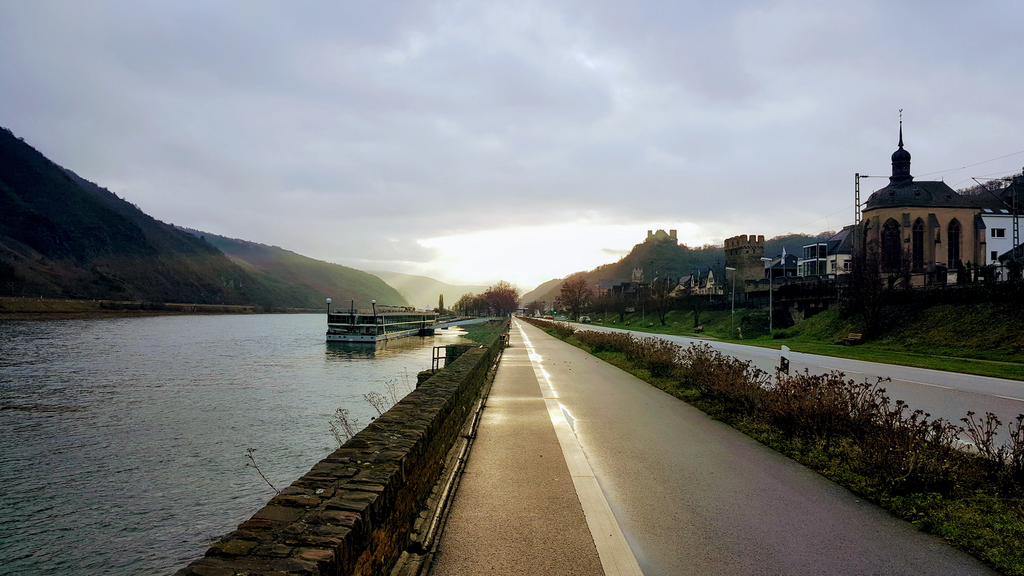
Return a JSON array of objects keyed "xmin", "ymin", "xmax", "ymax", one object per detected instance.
[{"xmin": 890, "ymin": 117, "xmax": 912, "ymax": 185}]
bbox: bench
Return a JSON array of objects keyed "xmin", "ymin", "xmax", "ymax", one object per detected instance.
[
  {"xmin": 843, "ymin": 333, "xmax": 863, "ymax": 345},
  {"xmin": 694, "ymin": 325, "xmax": 704, "ymax": 333}
]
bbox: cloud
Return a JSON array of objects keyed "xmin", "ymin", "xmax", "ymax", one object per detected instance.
[{"xmin": 2, "ymin": 0, "xmax": 1023, "ymax": 290}]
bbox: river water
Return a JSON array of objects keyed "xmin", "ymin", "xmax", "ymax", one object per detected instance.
[{"xmin": 0, "ymin": 314, "xmax": 471, "ymax": 575}]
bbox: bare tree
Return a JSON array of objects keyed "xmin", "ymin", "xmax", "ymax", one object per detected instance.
[
  {"xmin": 683, "ymin": 293, "xmax": 706, "ymax": 328},
  {"xmin": 484, "ymin": 280, "xmax": 521, "ymax": 316},
  {"xmin": 454, "ymin": 292, "xmax": 481, "ymax": 315},
  {"xmin": 649, "ymin": 279, "xmax": 677, "ymax": 325},
  {"xmin": 560, "ymin": 274, "xmax": 593, "ymax": 320},
  {"xmin": 846, "ymin": 240, "xmax": 887, "ymax": 337}
]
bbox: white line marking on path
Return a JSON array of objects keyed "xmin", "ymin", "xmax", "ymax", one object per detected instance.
[
  {"xmin": 996, "ymin": 395, "xmax": 1024, "ymax": 402},
  {"xmin": 517, "ymin": 322, "xmax": 643, "ymax": 576},
  {"xmin": 902, "ymin": 380, "xmax": 954, "ymax": 389}
]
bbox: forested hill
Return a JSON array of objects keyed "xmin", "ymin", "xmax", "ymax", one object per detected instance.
[
  {"xmin": 0, "ymin": 126, "xmax": 400, "ymax": 309},
  {"xmin": 522, "ymin": 239, "xmax": 724, "ymax": 305},
  {"xmin": 177, "ymin": 228, "xmax": 407, "ymax": 309},
  {"xmin": 521, "ymin": 231, "xmax": 833, "ymax": 305}
]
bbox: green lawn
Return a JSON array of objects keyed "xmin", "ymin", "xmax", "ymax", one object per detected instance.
[
  {"xmin": 459, "ymin": 318, "xmax": 509, "ymax": 346},
  {"xmin": 589, "ymin": 305, "xmax": 1024, "ymax": 381}
]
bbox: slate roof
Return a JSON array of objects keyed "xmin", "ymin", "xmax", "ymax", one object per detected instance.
[
  {"xmin": 865, "ymin": 180, "xmax": 974, "ymax": 210},
  {"xmin": 999, "ymin": 243, "xmax": 1024, "ymax": 262},
  {"xmin": 827, "ymin": 226, "xmax": 854, "ymax": 255},
  {"xmin": 972, "ymin": 182, "xmax": 1022, "ymax": 212}
]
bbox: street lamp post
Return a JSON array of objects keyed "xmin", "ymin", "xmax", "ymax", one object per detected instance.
[
  {"xmin": 760, "ymin": 257, "xmax": 773, "ymax": 334},
  {"xmin": 725, "ymin": 267, "xmax": 736, "ymax": 338},
  {"xmin": 326, "ymin": 297, "xmax": 332, "ymax": 316},
  {"xmin": 371, "ymin": 299, "xmax": 377, "ymax": 336}
]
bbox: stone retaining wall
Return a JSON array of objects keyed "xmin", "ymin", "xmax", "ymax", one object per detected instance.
[{"xmin": 175, "ymin": 339, "xmax": 502, "ymax": 576}]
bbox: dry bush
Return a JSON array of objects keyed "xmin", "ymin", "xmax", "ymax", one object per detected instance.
[
  {"xmin": 681, "ymin": 344, "xmax": 752, "ymax": 391},
  {"xmin": 625, "ymin": 336, "xmax": 682, "ymax": 378},
  {"xmin": 551, "ymin": 322, "xmax": 577, "ymax": 338},
  {"xmin": 329, "ymin": 407, "xmax": 359, "ymax": 446},
  {"xmin": 763, "ymin": 372, "xmax": 888, "ymax": 449},
  {"xmin": 363, "ymin": 391, "xmax": 389, "ymax": 416},
  {"xmin": 859, "ymin": 401, "xmax": 967, "ymax": 495},
  {"xmin": 963, "ymin": 411, "xmax": 1024, "ymax": 489},
  {"xmin": 574, "ymin": 330, "xmax": 631, "ymax": 353}
]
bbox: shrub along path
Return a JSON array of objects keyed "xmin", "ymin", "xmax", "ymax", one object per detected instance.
[
  {"xmin": 566, "ymin": 322, "xmax": 1024, "ymax": 447},
  {"xmin": 525, "ymin": 318, "xmax": 1024, "ymax": 575}
]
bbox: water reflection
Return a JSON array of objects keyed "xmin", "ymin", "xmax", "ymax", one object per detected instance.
[
  {"xmin": 0, "ymin": 314, "xmax": 473, "ymax": 575},
  {"xmin": 324, "ymin": 327, "xmax": 467, "ymax": 361}
]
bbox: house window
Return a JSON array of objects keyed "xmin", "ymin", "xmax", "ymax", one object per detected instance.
[
  {"xmin": 843, "ymin": 260, "xmax": 850, "ymax": 271},
  {"xmin": 912, "ymin": 219, "xmax": 925, "ymax": 270},
  {"xmin": 992, "ymin": 228, "xmax": 1006, "ymax": 238},
  {"xmin": 992, "ymin": 251, "xmax": 998, "ymax": 262},
  {"xmin": 947, "ymin": 219, "xmax": 962, "ymax": 268}
]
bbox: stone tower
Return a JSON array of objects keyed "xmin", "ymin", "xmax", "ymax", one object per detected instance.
[{"xmin": 724, "ymin": 234, "xmax": 765, "ymax": 292}]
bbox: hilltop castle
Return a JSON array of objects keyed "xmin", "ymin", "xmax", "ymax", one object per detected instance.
[{"xmin": 646, "ymin": 229, "xmax": 678, "ymax": 243}]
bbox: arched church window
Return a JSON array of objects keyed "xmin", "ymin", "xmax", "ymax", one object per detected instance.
[
  {"xmin": 912, "ymin": 219, "xmax": 925, "ymax": 270},
  {"xmin": 947, "ymin": 219, "xmax": 961, "ymax": 268},
  {"xmin": 882, "ymin": 219, "xmax": 901, "ymax": 272}
]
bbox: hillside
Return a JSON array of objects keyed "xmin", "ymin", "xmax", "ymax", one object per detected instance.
[
  {"xmin": 0, "ymin": 127, "xmax": 267, "ymax": 304},
  {"xmin": 522, "ymin": 231, "xmax": 832, "ymax": 305},
  {"xmin": 179, "ymin": 229, "xmax": 406, "ymax": 309},
  {"xmin": 520, "ymin": 278, "xmax": 563, "ymax": 305},
  {"xmin": 522, "ymin": 237, "xmax": 725, "ymax": 305},
  {"xmin": 0, "ymin": 126, "xmax": 401, "ymax": 310},
  {"xmin": 368, "ymin": 270, "xmax": 487, "ymax": 310}
]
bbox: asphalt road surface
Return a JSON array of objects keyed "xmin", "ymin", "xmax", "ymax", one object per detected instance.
[
  {"xmin": 572, "ymin": 322, "xmax": 1024, "ymax": 445},
  {"xmin": 516, "ymin": 319, "xmax": 996, "ymax": 576}
]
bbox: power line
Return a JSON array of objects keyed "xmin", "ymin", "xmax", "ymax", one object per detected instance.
[
  {"xmin": 760, "ymin": 151, "xmax": 1024, "ymax": 245},
  {"xmin": 769, "ymin": 204, "xmax": 855, "ymax": 239},
  {"xmin": 917, "ymin": 149, "xmax": 1024, "ymax": 179}
]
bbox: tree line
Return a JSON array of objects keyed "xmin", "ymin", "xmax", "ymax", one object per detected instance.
[{"xmin": 452, "ymin": 280, "xmax": 521, "ymax": 317}]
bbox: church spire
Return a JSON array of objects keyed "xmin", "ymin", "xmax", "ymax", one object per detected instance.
[{"xmin": 890, "ymin": 109, "xmax": 912, "ymax": 184}]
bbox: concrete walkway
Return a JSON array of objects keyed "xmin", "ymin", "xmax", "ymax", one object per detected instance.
[
  {"xmin": 429, "ymin": 326, "xmax": 617, "ymax": 575},
  {"xmin": 430, "ymin": 320, "xmax": 996, "ymax": 576}
]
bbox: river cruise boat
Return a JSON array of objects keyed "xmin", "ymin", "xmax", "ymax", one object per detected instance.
[{"xmin": 326, "ymin": 302, "xmax": 438, "ymax": 343}]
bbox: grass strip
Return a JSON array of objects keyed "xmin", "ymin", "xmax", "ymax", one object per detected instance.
[
  {"xmin": 533, "ymin": 320, "xmax": 1024, "ymax": 576},
  {"xmin": 459, "ymin": 318, "xmax": 509, "ymax": 346},
  {"xmin": 587, "ymin": 308, "xmax": 1024, "ymax": 382}
]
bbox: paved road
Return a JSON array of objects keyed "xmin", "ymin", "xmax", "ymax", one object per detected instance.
[
  {"xmin": 516, "ymin": 319, "xmax": 995, "ymax": 575},
  {"xmin": 572, "ymin": 322, "xmax": 1024, "ymax": 444},
  {"xmin": 431, "ymin": 332, "xmax": 607, "ymax": 575}
]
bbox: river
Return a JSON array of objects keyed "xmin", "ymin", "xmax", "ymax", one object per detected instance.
[{"xmin": 0, "ymin": 313, "xmax": 472, "ymax": 575}]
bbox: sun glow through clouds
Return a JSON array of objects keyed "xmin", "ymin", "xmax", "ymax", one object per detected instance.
[{"xmin": 414, "ymin": 222, "xmax": 714, "ymax": 290}]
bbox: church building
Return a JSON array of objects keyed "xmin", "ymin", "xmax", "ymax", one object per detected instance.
[{"xmin": 857, "ymin": 124, "xmax": 983, "ymax": 285}]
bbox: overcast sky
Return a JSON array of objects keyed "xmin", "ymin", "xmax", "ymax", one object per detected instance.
[{"xmin": 2, "ymin": 1, "xmax": 1022, "ymax": 291}]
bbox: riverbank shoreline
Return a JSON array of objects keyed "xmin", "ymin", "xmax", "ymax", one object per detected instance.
[{"xmin": 0, "ymin": 296, "xmax": 320, "ymax": 321}]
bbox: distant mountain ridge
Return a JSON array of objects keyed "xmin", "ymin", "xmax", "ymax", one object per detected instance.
[
  {"xmin": 369, "ymin": 270, "xmax": 488, "ymax": 310},
  {"xmin": 0, "ymin": 126, "xmax": 403, "ymax": 309},
  {"xmin": 178, "ymin": 229, "xmax": 406, "ymax": 309}
]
